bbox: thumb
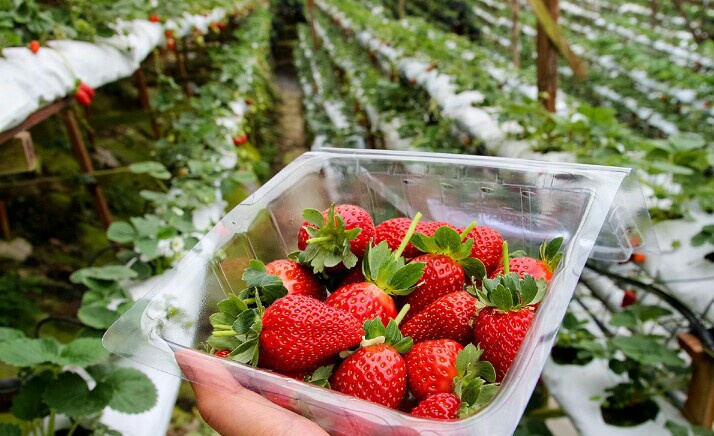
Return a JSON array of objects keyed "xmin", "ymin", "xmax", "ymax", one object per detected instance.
[{"xmin": 176, "ymin": 350, "xmax": 328, "ymax": 436}]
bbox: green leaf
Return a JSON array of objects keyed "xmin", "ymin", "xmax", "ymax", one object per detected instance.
[
  {"xmin": 78, "ymin": 304, "xmax": 121, "ymax": 330},
  {"xmin": 365, "ymin": 242, "xmax": 392, "ymax": 281},
  {"xmin": 474, "ymin": 361, "xmax": 497, "ymax": 383},
  {"xmin": 70, "ymin": 266, "xmax": 137, "ymax": 285},
  {"xmin": 385, "ymin": 319, "xmax": 399, "ymax": 344},
  {"xmin": 207, "ymin": 335, "xmax": 240, "ymax": 351},
  {"xmin": 135, "ymin": 238, "xmax": 159, "ymax": 260},
  {"xmin": 58, "ymin": 338, "xmax": 110, "ymax": 367},
  {"xmin": 609, "ymin": 311, "xmax": 637, "ymax": 328},
  {"xmin": 231, "ymin": 170, "xmax": 258, "ymax": 184},
  {"xmin": 363, "ymin": 318, "xmax": 386, "ymax": 340},
  {"xmin": 44, "ymin": 372, "xmax": 113, "ymax": 417},
  {"xmin": 386, "ymin": 262, "xmax": 425, "ymax": 294},
  {"xmin": 0, "ymin": 424, "xmax": 21, "ymax": 436},
  {"xmin": 0, "ymin": 338, "xmax": 60, "ymax": 367},
  {"xmin": 490, "ymin": 286, "xmax": 513, "ymax": 311},
  {"xmin": 303, "ymin": 208, "xmax": 324, "ymax": 227},
  {"xmin": 475, "ymin": 383, "xmax": 499, "ymax": 405},
  {"xmin": 456, "ymin": 344, "xmax": 479, "ymax": 373},
  {"xmin": 11, "ymin": 371, "xmax": 52, "ymax": 420},
  {"xmin": 434, "ymin": 226, "xmax": 461, "ymax": 252},
  {"xmin": 0, "ymin": 328, "xmax": 25, "ymax": 342},
  {"xmin": 460, "ymin": 258, "xmax": 486, "ymax": 280},
  {"xmin": 107, "ymin": 221, "xmax": 137, "ymax": 243},
  {"xmin": 130, "ymin": 216, "xmax": 161, "ymax": 238},
  {"xmin": 392, "ymin": 337, "xmax": 413, "ymax": 354},
  {"xmin": 410, "ymin": 233, "xmax": 429, "ymax": 252},
  {"xmin": 233, "ymin": 310, "xmax": 260, "ymax": 335},
  {"xmin": 104, "ymin": 368, "xmax": 157, "ymax": 414},
  {"xmin": 649, "ymin": 161, "xmax": 695, "ymax": 175},
  {"xmin": 229, "ymin": 338, "xmax": 259, "ymax": 365},
  {"xmin": 669, "ymin": 133, "xmax": 705, "ymax": 151},
  {"xmin": 217, "ymin": 299, "xmax": 239, "ymax": 318},
  {"xmin": 129, "ymin": 161, "xmax": 171, "ymax": 179}
]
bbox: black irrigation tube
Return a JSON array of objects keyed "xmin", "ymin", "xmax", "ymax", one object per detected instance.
[{"xmin": 585, "ymin": 263, "xmax": 714, "ymax": 353}]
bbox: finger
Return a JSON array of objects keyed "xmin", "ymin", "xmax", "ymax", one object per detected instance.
[{"xmin": 176, "ymin": 350, "xmax": 328, "ymax": 436}]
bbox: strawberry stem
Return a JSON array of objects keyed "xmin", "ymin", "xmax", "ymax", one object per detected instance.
[
  {"xmin": 212, "ymin": 330, "xmax": 237, "ymax": 337},
  {"xmin": 459, "ymin": 221, "xmax": 478, "ymax": 241},
  {"xmin": 393, "ymin": 212, "xmax": 422, "ymax": 259},
  {"xmin": 394, "ymin": 304, "xmax": 410, "ymax": 326},
  {"xmin": 306, "ymin": 235, "xmax": 333, "ymax": 244},
  {"xmin": 502, "ymin": 242, "xmax": 510, "ymax": 275},
  {"xmin": 243, "ymin": 298, "xmax": 255, "ymax": 305}
]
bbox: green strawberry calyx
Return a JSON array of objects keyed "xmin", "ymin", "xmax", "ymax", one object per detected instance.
[
  {"xmin": 410, "ymin": 223, "xmax": 486, "ymax": 280},
  {"xmin": 363, "ymin": 213, "xmax": 426, "ymax": 296},
  {"xmin": 453, "ymin": 344, "xmax": 499, "ymax": 418},
  {"xmin": 304, "ymin": 364, "xmax": 334, "ymax": 388},
  {"xmin": 297, "ymin": 203, "xmax": 362, "ymax": 274},
  {"xmin": 471, "ymin": 271, "xmax": 547, "ymax": 312},
  {"xmin": 539, "ymin": 237, "xmax": 564, "ymax": 273},
  {"xmin": 207, "ymin": 259, "xmax": 288, "ymax": 365},
  {"xmin": 342, "ymin": 305, "xmax": 413, "ymax": 357}
]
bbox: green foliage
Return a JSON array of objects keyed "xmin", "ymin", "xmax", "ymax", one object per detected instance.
[
  {"xmin": 453, "ymin": 344, "xmax": 499, "ymax": 418},
  {"xmin": 552, "ymin": 312, "xmax": 606, "ymax": 365},
  {"xmin": 0, "ymin": 274, "xmax": 43, "ymax": 335},
  {"xmin": 475, "ymin": 273, "xmax": 547, "ymax": 311}
]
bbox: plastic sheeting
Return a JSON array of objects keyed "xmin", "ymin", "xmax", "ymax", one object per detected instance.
[{"xmin": 0, "ymin": 9, "xmax": 226, "ymax": 133}]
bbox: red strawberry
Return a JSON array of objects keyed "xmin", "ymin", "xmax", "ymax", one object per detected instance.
[
  {"xmin": 75, "ymin": 89, "xmax": 91, "ymax": 107},
  {"xmin": 167, "ymin": 38, "xmax": 176, "ymax": 51},
  {"xmin": 491, "ymin": 238, "xmax": 563, "ymax": 282},
  {"xmin": 327, "ymin": 282, "xmax": 396, "ymax": 325},
  {"xmin": 472, "ymin": 273, "xmax": 547, "ymax": 381},
  {"xmin": 332, "ymin": 315, "xmax": 413, "ymax": 408},
  {"xmin": 621, "ymin": 289, "xmax": 637, "ymax": 308},
  {"xmin": 406, "ymin": 340, "xmax": 463, "ymax": 400},
  {"xmin": 374, "ymin": 218, "xmax": 419, "ymax": 258},
  {"xmin": 29, "ymin": 40, "xmax": 40, "ymax": 54},
  {"xmin": 401, "ymin": 291, "xmax": 477, "ymax": 345},
  {"xmin": 264, "ymin": 259, "xmax": 326, "ymax": 300},
  {"xmin": 164, "ymin": 29, "xmax": 174, "ymax": 39},
  {"xmin": 260, "ymin": 295, "xmax": 362, "ymax": 373},
  {"xmin": 149, "ymin": 14, "xmax": 161, "ymax": 23},
  {"xmin": 404, "ymin": 225, "xmax": 485, "ymax": 317},
  {"xmin": 214, "ymin": 349, "xmax": 231, "ymax": 358},
  {"xmin": 459, "ymin": 226, "xmax": 503, "ymax": 275},
  {"xmin": 411, "ymin": 393, "xmax": 460, "ymax": 420},
  {"xmin": 327, "ymin": 217, "xmax": 425, "ymax": 325},
  {"xmin": 337, "ymin": 265, "xmax": 365, "ymax": 287},
  {"xmin": 233, "ymin": 134, "xmax": 248, "ymax": 146},
  {"xmin": 79, "ymin": 82, "xmax": 95, "ymax": 100},
  {"xmin": 208, "ymin": 262, "xmax": 362, "ymax": 373},
  {"xmin": 410, "ymin": 344, "xmax": 498, "ymax": 420},
  {"xmin": 296, "ymin": 204, "xmax": 375, "ymax": 273},
  {"xmin": 416, "ymin": 221, "xmax": 457, "ymax": 238}
]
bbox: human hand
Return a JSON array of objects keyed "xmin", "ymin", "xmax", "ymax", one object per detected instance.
[{"xmin": 176, "ymin": 350, "xmax": 329, "ymax": 436}]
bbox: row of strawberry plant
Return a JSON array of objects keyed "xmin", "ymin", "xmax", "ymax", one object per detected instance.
[
  {"xmin": 1, "ymin": 0, "xmax": 246, "ymax": 50},
  {"xmin": 0, "ymin": 5, "xmax": 276, "ymax": 435},
  {"xmin": 294, "ymin": 27, "xmax": 367, "ymax": 149},
  {"xmin": 417, "ymin": 0, "xmax": 713, "ymax": 138},
  {"xmin": 305, "ymin": 15, "xmax": 468, "ymax": 153},
  {"xmin": 344, "ymin": 0, "xmax": 712, "ymax": 221}
]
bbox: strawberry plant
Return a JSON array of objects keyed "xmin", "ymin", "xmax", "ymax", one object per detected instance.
[{"xmin": 0, "ymin": 327, "xmax": 156, "ymax": 435}]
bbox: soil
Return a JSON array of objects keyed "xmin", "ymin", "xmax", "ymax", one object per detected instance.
[{"xmin": 600, "ymin": 398, "xmax": 660, "ymax": 427}]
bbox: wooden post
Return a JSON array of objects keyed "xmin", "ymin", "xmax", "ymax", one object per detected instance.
[
  {"xmin": 679, "ymin": 332, "xmax": 714, "ymax": 429},
  {"xmin": 510, "ymin": 0, "xmax": 522, "ymax": 70},
  {"xmin": 134, "ymin": 68, "xmax": 161, "ymax": 139},
  {"xmin": 536, "ymin": 0, "xmax": 558, "ymax": 112},
  {"xmin": 649, "ymin": 0, "xmax": 659, "ymax": 28},
  {"xmin": 60, "ymin": 109, "xmax": 112, "ymax": 229},
  {"xmin": 0, "ymin": 200, "xmax": 10, "ymax": 240},
  {"xmin": 398, "ymin": 0, "xmax": 405, "ymax": 19},
  {"xmin": 176, "ymin": 38, "xmax": 193, "ymax": 97}
]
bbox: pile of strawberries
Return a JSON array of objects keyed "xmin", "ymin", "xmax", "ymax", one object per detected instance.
[{"xmin": 207, "ymin": 203, "xmax": 563, "ymax": 421}]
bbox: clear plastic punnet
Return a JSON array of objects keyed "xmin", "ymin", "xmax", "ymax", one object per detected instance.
[{"xmin": 104, "ymin": 148, "xmax": 654, "ymax": 435}]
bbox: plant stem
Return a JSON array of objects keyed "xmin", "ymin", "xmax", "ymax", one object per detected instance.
[
  {"xmin": 212, "ymin": 330, "xmax": 237, "ymax": 337},
  {"xmin": 243, "ymin": 298, "xmax": 255, "ymax": 305},
  {"xmin": 47, "ymin": 410, "xmax": 55, "ymax": 436},
  {"xmin": 394, "ymin": 304, "xmax": 410, "ymax": 326},
  {"xmin": 394, "ymin": 212, "xmax": 422, "ymax": 258},
  {"xmin": 459, "ymin": 221, "xmax": 478, "ymax": 241},
  {"xmin": 306, "ymin": 236, "xmax": 332, "ymax": 244},
  {"xmin": 67, "ymin": 420, "xmax": 80, "ymax": 436}
]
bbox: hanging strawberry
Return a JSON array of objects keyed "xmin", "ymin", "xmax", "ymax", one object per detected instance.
[{"xmin": 29, "ymin": 40, "xmax": 40, "ymax": 54}]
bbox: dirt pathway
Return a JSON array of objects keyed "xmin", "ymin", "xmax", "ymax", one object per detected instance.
[{"xmin": 274, "ymin": 68, "xmax": 308, "ymax": 168}]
